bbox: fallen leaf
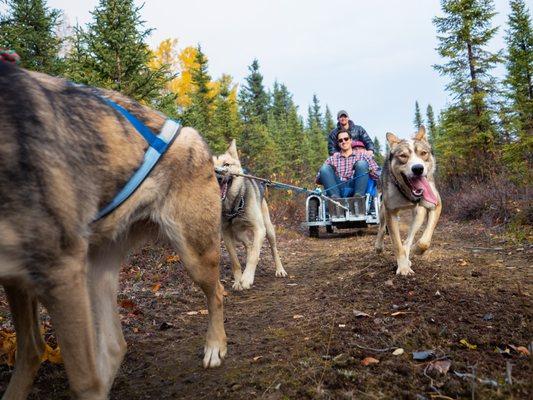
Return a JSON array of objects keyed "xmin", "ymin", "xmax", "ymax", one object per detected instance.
[
  {"xmin": 384, "ymin": 279, "xmax": 394, "ymax": 287},
  {"xmin": 42, "ymin": 343, "xmax": 63, "ymax": 364},
  {"xmin": 338, "ymin": 324, "xmax": 346, "ymax": 328},
  {"xmin": 166, "ymin": 255, "xmax": 180, "ymax": 263},
  {"xmin": 119, "ymin": 299, "xmax": 136, "ymax": 309},
  {"xmin": 199, "ymin": 309, "xmax": 209, "ymax": 315},
  {"xmin": 391, "ymin": 311, "xmax": 411, "ymax": 316},
  {"xmin": 460, "ymin": 339, "xmax": 477, "ymax": 350},
  {"xmin": 413, "ymin": 350, "xmax": 435, "ymax": 361},
  {"xmin": 186, "ymin": 311, "xmax": 198, "ymax": 316},
  {"xmin": 353, "ymin": 310, "xmax": 370, "ymax": 318},
  {"xmin": 293, "ymin": 314, "xmax": 304, "ymax": 319},
  {"xmin": 516, "ymin": 346, "xmax": 530, "ymax": 356},
  {"xmin": 392, "ymin": 348, "xmax": 404, "ymax": 356},
  {"xmin": 151, "ymin": 283, "xmax": 161, "ymax": 293},
  {"xmin": 427, "ymin": 359, "xmax": 451, "ymax": 375},
  {"xmin": 361, "ymin": 357, "xmax": 379, "ymax": 366},
  {"xmin": 458, "ymin": 259, "xmax": 468, "ymax": 266},
  {"xmin": 252, "ymin": 356, "xmax": 263, "ymax": 362}
]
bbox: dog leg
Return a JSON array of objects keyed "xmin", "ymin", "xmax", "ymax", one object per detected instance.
[
  {"xmin": 386, "ymin": 210, "xmax": 414, "ymax": 276},
  {"xmin": 261, "ymin": 200, "xmax": 287, "ymax": 278},
  {"xmin": 375, "ymin": 203, "xmax": 387, "ymax": 253},
  {"xmin": 39, "ymin": 246, "xmax": 106, "ymax": 399},
  {"xmin": 404, "ymin": 206, "xmax": 427, "ymax": 260},
  {"xmin": 2, "ymin": 285, "xmax": 45, "ymax": 400},
  {"xmin": 414, "ymin": 200, "xmax": 442, "ymax": 255},
  {"xmin": 87, "ymin": 244, "xmax": 128, "ymax": 392},
  {"xmin": 222, "ymin": 230, "xmax": 244, "ymax": 290},
  {"xmin": 240, "ymin": 226, "xmax": 266, "ymax": 289},
  {"xmin": 180, "ymin": 246, "xmax": 227, "ymax": 368}
]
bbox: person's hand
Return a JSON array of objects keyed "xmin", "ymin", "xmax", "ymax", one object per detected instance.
[{"xmin": 366, "ymin": 150, "xmax": 374, "ymax": 156}]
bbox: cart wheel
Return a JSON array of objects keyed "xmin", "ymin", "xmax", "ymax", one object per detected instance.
[
  {"xmin": 326, "ymin": 225, "xmax": 333, "ymax": 234},
  {"xmin": 309, "ymin": 226, "xmax": 319, "ymax": 238},
  {"xmin": 308, "ymin": 198, "xmax": 320, "ymax": 237}
]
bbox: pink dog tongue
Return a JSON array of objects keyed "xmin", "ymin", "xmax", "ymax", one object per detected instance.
[{"xmin": 409, "ymin": 176, "xmax": 438, "ymax": 205}]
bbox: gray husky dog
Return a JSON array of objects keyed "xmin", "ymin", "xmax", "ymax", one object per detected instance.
[
  {"xmin": 0, "ymin": 63, "xmax": 226, "ymax": 399},
  {"xmin": 375, "ymin": 126, "xmax": 442, "ymax": 275},
  {"xmin": 213, "ymin": 140, "xmax": 287, "ymax": 290}
]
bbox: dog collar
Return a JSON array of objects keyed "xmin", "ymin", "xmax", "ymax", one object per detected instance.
[{"xmin": 94, "ymin": 98, "xmax": 181, "ymax": 221}]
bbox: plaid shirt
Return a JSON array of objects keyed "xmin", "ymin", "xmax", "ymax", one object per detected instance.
[{"xmin": 318, "ymin": 151, "xmax": 380, "ymax": 182}]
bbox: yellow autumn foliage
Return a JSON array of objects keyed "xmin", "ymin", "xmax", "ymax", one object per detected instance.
[{"xmin": 0, "ymin": 328, "xmax": 63, "ymax": 366}]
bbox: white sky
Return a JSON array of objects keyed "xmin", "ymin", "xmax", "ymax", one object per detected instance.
[{"xmin": 44, "ymin": 1, "xmax": 512, "ymax": 145}]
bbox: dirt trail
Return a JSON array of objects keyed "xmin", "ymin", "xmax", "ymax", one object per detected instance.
[{"xmin": 0, "ymin": 219, "xmax": 531, "ymax": 399}]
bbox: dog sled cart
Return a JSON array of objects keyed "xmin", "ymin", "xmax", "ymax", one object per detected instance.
[{"xmin": 303, "ymin": 179, "xmax": 380, "ymax": 238}]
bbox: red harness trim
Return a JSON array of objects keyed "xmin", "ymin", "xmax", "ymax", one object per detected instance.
[{"xmin": 0, "ymin": 49, "xmax": 21, "ymax": 64}]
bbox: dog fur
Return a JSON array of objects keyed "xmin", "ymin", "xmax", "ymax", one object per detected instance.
[
  {"xmin": 375, "ymin": 126, "xmax": 442, "ymax": 275},
  {"xmin": 0, "ymin": 63, "xmax": 226, "ymax": 399},
  {"xmin": 213, "ymin": 140, "xmax": 287, "ymax": 290}
]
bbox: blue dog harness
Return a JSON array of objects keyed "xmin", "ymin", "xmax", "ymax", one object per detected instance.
[{"xmin": 94, "ymin": 98, "xmax": 181, "ymax": 221}]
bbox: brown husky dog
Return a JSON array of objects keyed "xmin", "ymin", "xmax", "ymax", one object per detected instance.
[
  {"xmin": 213, "ymin": 140, "xmax": 287, "ymax": 290},
  {"xmin": 0, "ymin": 63, "xmax": 226, "ymax": 399},
  {"xmin": 375, "ymin": 126, "xmax": 442, "ymax": 275}
]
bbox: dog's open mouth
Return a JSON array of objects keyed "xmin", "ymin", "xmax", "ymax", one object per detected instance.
[
  {"xmin": 402, "ymin": 174, "xmax": 438, "ymax": 205},
  {"xmin": 218, "ymin": 176, "xmax": 233, "ymax": 201}
]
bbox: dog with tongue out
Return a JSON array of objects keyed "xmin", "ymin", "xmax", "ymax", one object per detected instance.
[{"xmin": 375, "ymin": 126, "xmax": 442, "ymax": 276}]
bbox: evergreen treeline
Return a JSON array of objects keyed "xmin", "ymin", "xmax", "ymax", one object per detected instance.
[{"xmin": 1, "ymin": 0, "xmax": 531, "ymax": 201}]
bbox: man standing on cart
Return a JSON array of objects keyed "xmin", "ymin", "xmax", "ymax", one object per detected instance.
[{"xmin": 327, "ymin": 110, "xmax": 375, "ymax": 156}]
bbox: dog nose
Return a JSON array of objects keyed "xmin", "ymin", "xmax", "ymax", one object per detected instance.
[{"xmin": 411, "ymin": 164, "xmax": 424, "ymax": 176}]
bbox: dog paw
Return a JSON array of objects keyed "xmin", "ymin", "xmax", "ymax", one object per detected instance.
[
  {"xmin": 275, "ymin": 268, "xmax": 288, "ymax": 277},
  {"xmin": 239, "ymin": 275, "xmax": 254, "ymax": 290},
  {"xmin": 203, "ymin": 342, "xmax": 227, "ymax": 368},
  {"xmin": 396, "ymin": 259, "xmax": 414, "ymax": 276},
  {"xmin": 413, "ymin": 241, "xmax": 429, "ymax": 255},
  {"xmin": 232, "ymin": 281, "xmax": 244, "ymax": 291}
]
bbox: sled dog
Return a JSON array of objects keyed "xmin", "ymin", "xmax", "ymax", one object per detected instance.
[
  {"xmin": 375, "ymin": 126, "xmax": 442, "ymax": 275},
  {"xmin": 214, "ymin": 140, "xmax": 287, "ymax": 290},
  {"xmin": 0, "ymin": 63, "xmax": 226, "ymax": 399}
]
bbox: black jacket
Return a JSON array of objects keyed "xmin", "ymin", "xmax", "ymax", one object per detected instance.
[{"xmin": 327, "ymin": 120, "xmax": 375, "ymax": 155}]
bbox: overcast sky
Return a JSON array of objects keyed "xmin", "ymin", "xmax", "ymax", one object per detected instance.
[{"xmin": 46, "ymin": 0, "xmax": 512, "ymax": 146}]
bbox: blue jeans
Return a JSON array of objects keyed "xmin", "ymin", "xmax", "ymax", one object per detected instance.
[{"xmin": 318, "ymin": 162, "xmax": 369, "ymax": 197}]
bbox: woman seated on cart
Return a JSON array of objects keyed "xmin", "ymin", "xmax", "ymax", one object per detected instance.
[{"xmin": 316, "ymin": 130, "xmax": 380, "ymax": 198}]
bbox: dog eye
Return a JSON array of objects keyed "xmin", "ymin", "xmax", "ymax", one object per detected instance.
[
  {"xmin": 419, "ymin": 151, "xmax": 428, "ymax": 157},
  {"xmin": 223, "ymin": 162, "xmax": 230, "ymax": 167}
]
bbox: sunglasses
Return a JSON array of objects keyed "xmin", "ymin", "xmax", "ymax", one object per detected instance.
[{"xmin": 338, "ymin": 137, "xmax": 351, "ymax": 143}]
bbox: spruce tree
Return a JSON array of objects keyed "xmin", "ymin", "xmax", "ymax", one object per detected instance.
[
  {"xmin": 211, "ymin": 74, "xmax": 242, "ymax": 153},
  {"xmin": 306, "ymin": 95, "xmax": 327, "ymax": 172},
  {"xmin": 426, "ymin": 104, "xmax": 438, "ymax": 145},
  {"xmin": 65, "ymin": 0, "xmax": 171, "ymax": 103},
  {"xmin": 0, "ymin": 0, "xmax": 63, "ymax": 74},
  {"xmin": 181, "ymin": 46, "xmax": 219, "ymax": 147},
  {"xmin": 433, "ymin": 0, "xmax": 502, "ymax": 179},
  {"xmin": 238, "ymin": 59, "xmax": 269, "ymax": 124},
  {"xmin": 413, "ymin": 101, "xmax": 424, "ymax": 130},
  {"xmin": 503, "ymin": 0, "xmax": 533, "ymax": 178},
  {"xmin": 323, "ymin": 105, "xmax": 336, "ymax": 135},
  {"xmin": 372, "ymin": 136, "xmax": 385, "ymax": 166}
]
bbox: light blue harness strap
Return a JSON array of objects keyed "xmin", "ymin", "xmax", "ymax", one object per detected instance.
[{"xmin": 94, "ymin": 102, "xmax": 181, "ymax": 221}]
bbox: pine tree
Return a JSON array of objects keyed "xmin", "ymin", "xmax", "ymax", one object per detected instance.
[
  {"xmin": 433, "ymin": 0, "xmax": 502, "ymax": 179},
  {"xmin": 181, "ymin": 46, "xmax": 219, "ymax": 147},
  {"xmin": 372, "ymin": 136, "xmax": 385, "ymax": 166},
  {"xmin": 0, "ymin": 0, "xmax": 63, "ymax": 74},
  {"xmin": 323, "ymin": 106, "xmax": 336, "ymax": 135},
  {"xmin": 503, "ymin": 0, "xmax": 533, "ymax": 179},
  {"xmin": 426, "ymin": 104, "xmax": 438, "ymax": 145},
  {"xmin": 238, "ymin": 59, "xmax": 269, "ymax": 124},
  {"xmin": 413, "ymin": 101, "xmax": 424, "ymax": 130},
  {"xmin": 211, "ymin": 74, "xmax": 242, "ymax": 153},
  {"xmin": 64, "ymin": 0, "xmax": 171, "ymax": 103},
  {"xmin": 306, "ymin": 95, "xmax": 327, "ymax": 172}
]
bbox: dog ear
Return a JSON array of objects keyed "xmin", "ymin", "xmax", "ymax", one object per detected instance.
[
  {"xmin": 415, "ymin": 126, "xmax": 427, "ymax": 142},
  {"xmin": 386, "ymin": 132, "xmax": 400, "ymax": 147},
  {"xmin": 227, "ymin": 139, "xmax": 239, "ymax": 159}
]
